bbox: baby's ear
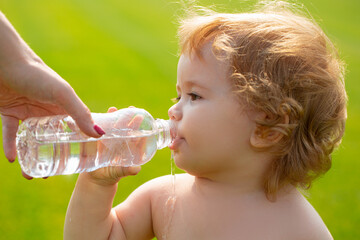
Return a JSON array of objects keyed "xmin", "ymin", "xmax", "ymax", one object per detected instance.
[{"xmin": 250, "ymin": 113, "xmax": 289, "ymax": 148}]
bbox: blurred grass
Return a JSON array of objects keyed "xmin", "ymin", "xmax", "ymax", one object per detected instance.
[{"xmin": 0, "ymin": 0, "xmax": 359, "ymax": 239}]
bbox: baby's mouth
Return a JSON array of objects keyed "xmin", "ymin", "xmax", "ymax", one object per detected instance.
[
  {"xmin": 169, "ymin": 134, "xmax": 184, "ymax": 150},
  {"xmin": 168, "ymin": 122, "xmax": 184, "ymax": 150}
]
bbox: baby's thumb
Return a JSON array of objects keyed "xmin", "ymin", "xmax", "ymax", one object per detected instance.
[
  {"xmin": 106, "ymin": 166, "xmax": 141, "ymax": 184},
  {"xmin": 121, "ymin": 166, "xmax": 141, "ymax": 177}
]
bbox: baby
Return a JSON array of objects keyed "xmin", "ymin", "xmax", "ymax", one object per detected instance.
[{"xmin": 64, "ymin": 1, "xmax": 347, "ymax": 239}]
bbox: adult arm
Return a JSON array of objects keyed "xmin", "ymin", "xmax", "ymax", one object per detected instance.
[{"xmin": 0, "ymin": 11, "xmax": 104, "ymax": 162}]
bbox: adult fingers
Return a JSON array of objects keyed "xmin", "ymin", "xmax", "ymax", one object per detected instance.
[
  {"xmin": 21, "ymin": 170, "xmax": 33, "ymax": 180},
  {"xmin": 1, "ymin": 115, "xmax": 18, "ymax": 162},
  {"xmin": 53, "ymin": 83, "xmax": 105, "ymax": 138}
]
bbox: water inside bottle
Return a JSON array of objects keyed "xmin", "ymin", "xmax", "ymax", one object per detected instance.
[{"xmin": 18, "ymin": 130, "xmax": 158, "ymax": 178}]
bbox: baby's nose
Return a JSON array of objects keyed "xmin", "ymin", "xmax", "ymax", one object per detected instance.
[{"xmin": 168, "ymin": 104, "xmax": 182, "ymax": 121}]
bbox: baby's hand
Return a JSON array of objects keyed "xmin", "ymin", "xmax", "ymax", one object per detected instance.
[
  {"xmin": 85, "ymin": 164, "xmax": 141, "ymax": 186},
  {"xmin": 84, "ymin": 107, "xmax": 142, "ymax": 186}
]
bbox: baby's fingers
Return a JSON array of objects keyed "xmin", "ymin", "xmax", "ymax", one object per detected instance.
[
  {"xmin": 107, "ymin": 107, "xmax": 118, "ymax": 113},
  {"xmin": 128, "ymin": 115, "xmax": 144, "ymax": 130}
]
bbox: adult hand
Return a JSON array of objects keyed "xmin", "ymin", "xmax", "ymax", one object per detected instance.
[{"xmin": 0, "ymin": 12, "xmax": 105, "ymax": 164}]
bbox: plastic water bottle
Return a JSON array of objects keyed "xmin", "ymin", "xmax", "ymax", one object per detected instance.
[{"xmin": 16, "ymin": 107, "xmax": 174, "ymax": 178}]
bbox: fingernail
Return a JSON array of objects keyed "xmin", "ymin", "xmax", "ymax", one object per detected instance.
[
  {"xmin": 94, "ymin": 124, "xmax": 105, "ymax": 135},
  {"xmin": 8, "ymin": 159, "xmax": 15, "ymax": 163}
]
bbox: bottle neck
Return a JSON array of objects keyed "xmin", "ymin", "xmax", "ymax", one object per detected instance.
[{"xmin": 155, "ymin": 119, "xmax": 175, "ymax": 149}]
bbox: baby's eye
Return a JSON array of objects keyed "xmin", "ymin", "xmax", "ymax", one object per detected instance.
[
  {"xmin": 171, "ymin": 96, "xmax": 181, "ymax": 103},
  {"xmin": 188, "ymin": 93, "xmax": 201, "ymax": 101}
]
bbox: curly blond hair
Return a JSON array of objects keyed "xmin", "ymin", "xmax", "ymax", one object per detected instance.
[{"xmin": 178, "ymin": 1, "xmax": 347, "ymax": 199}]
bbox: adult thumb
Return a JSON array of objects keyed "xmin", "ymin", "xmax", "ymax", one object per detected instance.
[{"xmin": 55, "ymin": 84, "xmax": 105, "ymax": 138}]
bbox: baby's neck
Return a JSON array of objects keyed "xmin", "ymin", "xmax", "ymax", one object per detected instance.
[
  {"xmin": 191, "ymin": 157, "xmax": 272, "ymax": 197},
  {"xmin": 192, "ymin": 175, "xmax": 265, "ymax": 198},
  {"xmin": 190, "ymin": 174, "xmax": 298, "ymax": 203}
]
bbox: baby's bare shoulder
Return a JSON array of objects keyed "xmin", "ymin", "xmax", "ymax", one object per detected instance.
[
  {"xmin": 142, "ymin": 173, "xmax": 192, "ymax": 191},
  {"xmin": 276, "ymin": 190, "xmax": 333, "ymax": 240},
  {"xmin": 139, "ymin": 173, "xmax": 192, "ymax": 200}
]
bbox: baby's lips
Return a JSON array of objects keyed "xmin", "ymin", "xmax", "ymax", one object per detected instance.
[{"xmin": 169, "ymin": 120, "xmax": 177, "ymax": 141}]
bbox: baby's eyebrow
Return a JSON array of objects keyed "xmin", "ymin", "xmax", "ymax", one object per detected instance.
[{"xmin": 180, "ymin": 79, "xmax": 208, "ymax": 91}]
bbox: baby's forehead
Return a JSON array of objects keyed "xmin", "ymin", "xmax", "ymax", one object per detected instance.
[
  {"xmin": 180, "ymin": 45, "xmax": 231, "ymax": 73},
  {"xmin": 184, "ymin": 42, "xmax": 231, "ymax": 66}
]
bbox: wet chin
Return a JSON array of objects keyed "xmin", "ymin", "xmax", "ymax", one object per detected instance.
[
  {"xmin": 172, "ymin": 152, "xmax": 190, "ymax": 172},
  {"xmin": 173, "ymin": 153, "xmax": 201, "ymax": 176}
]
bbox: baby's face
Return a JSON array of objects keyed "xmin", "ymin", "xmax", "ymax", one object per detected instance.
[{"xmin": 168, "ymin": 45, "xmax": 258, "ymax": 177}]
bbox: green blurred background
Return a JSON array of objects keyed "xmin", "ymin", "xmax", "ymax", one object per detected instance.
[{"xmin": 0, "ymin": 0, "xmax": 358, "ymax": 239}]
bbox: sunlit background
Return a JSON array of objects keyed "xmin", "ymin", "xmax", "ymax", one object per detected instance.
[{"xmin": 0, "ymin": 0, "xmax": 359, "ymax": 239}]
